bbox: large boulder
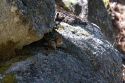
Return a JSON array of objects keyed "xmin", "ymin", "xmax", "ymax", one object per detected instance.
[
  {"xmin": 0, "ymin": 22, "xmax": 122, "ymax": 83},
  {"xmin": 0, "ymin": 0, "xmax": 55, "ymax": 58}
]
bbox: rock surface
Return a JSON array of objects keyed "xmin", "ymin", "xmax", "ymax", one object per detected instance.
[
  {"xmin": 56, "ymin": 0, "xmax": 114, "ymax": 43},
  {"xmin": 88, "ymin": 0, "xmax": 114, "ymax": 43},
  {"xmin": 0, "ymin": 0, "xmax": 123, "ymax": 83},
  {"xmin": 0, "ymin": 22, "xmax": 122, "ymax": 83},
  {"xmin": 0, "ymin": 0, "xmax": 55, "ymax": 58},
  {"xmin": 55, "ymin": 0, "xmax": 88, "ymax": 19}
]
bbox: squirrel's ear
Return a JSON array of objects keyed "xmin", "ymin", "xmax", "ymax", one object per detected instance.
[
  {"xmin": 55, "ymin": 13, "xmax": 59, "ymax": 19},
  {"xmin": 57, "ymin": 13, "xmax": 59, "ymax": 16}
]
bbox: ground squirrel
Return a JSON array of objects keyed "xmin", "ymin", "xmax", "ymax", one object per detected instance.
[
  {"xmin": 40, "ymin": 12, "xmax": 64, "ymax": 50},
  {"xmin": 42, "ymin": 29, "xmax": 63, "ymax": 50}
]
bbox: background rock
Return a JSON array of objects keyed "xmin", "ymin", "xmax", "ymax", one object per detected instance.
[
  {"xmin": 109, "ymin": 0, "xmax": 125, "ymax": 53},
  {"xmin": 0, "ymin": 0, "xmax": 55, "ymax": 59},
  {"xmin": 56, "ymin": 0, "xmax": 114, "ymax": 43},
  {"xmin": 88, "ymin": 0, "xmax": 114, "ymax": 43},
  {"xmin": 55, "ymin": 0, "xmax": 88, "ymax": 20}
]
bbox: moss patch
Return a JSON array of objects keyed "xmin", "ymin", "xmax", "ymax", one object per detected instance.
[
  {"xmin": 0, "ymin": 45, "xmax": 32, "ymax": 74},
  {"xmin": 0, "ymin": 64, "xmax": 11, "ymax": 74},
  {"xmin": 1, "ymin": 74, "xmax": 17, "ymax": 83},
  {"xmin": 103, "ymin": 0, "xmax": 109, "ymax": 8},
  {"xmin": 0, "ymin": 54, "xmax": 31, "ymax": 74}
]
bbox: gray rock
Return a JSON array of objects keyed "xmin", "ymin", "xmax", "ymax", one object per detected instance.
[
  {"xmin": 0, "ymin": 0, "xmax": 55, "ymax": 57},
  {"xmin": 88, "ymin": 0, "xmax": 114, "ymax": 43},
  {"xmin": 56, "ymin": 0, "xmax": 114, "ymax": 43},
  {"xmin": 4, "ymin": 22, "xmax": 122, "ymax": 83}
]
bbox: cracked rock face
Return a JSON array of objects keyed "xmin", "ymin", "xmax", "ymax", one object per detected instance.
[{"xmin": 0, "ymin": 0, "xmax": 55, "ymax": 58}]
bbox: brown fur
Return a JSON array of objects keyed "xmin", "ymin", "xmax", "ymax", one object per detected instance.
[{"xmin": 42, "ymin": 30, "xmax": 63, "ymax": 50}]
